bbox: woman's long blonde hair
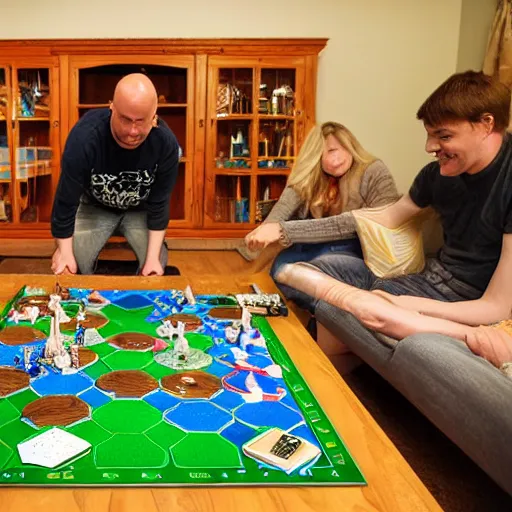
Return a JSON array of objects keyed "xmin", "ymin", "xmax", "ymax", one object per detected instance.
[{"xmin": 287, "ymin": 122, "xmax": 377, "ymax": 218}]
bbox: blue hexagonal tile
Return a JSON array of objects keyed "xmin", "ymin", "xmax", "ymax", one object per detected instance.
[
  {"xmin": 288, "ymin": 423, "xmax": 321, "ymax": 449},
  {"xmin": 220, "ymin": 420, "xmax": 257, "ymax": 448},
  {"xmin": 144, "ymin": 390, "xmax": 181, "ymax": 412},
  {"xmin": 165, "ymin": 401, "xmax": 232, "ymax": 432},
  {"xmin": 30, "ymin": 370, "xmax": 93, "ymax": 396},
  {"xmin": 78, "ymin": 387, "xmax": 112, "ymax": 408},
  {"xmin": 205, "ymin": 360, "xmax": 233, "ymax": 379},
  {"xmin": 111, "ymin": 294, "xmax": 154, "ymax": 310},
  {"xmin": 235, "ymin": 402, "xmax": 303, "ymax": 430},
  {"xmin": 210, "ymin": 390, "xmax": 245, "ymax": 412}
]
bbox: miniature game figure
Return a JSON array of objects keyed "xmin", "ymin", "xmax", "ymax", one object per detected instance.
[
  {"xmin": 225, "ymin": 323, "xmax": 241, "ymax": 344},
  {"xmin": 45, "ymin": 294, "xmax": 71, "ymax": 370},
  {"xmin": 241, "ymin": 307, "xmax": 252, "ymax": 332},
  {"xmin": 172, "ymin": 321, "xmax": 190, "ymax": 358},
  {"xmin": 70, "ymin": 344, "xmax": 80, "ymax": 368},
  {"xmin": 235, "ymin": 292, "xmax": 288, "ymax": 316},
  {"xmin": 184, "ymin": 285, "xmax": 196, "ymax": 305},
  {"xmin": 75, "ymin": 324, "xmax": 85, "ymax": 346}
]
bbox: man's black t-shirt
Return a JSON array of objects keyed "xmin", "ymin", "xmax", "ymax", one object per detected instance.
[
  {"xmin": 51, "ymin": 108, "xmax": 180, "ymax": 238},
  {"xmin": 409, "ymin": 133, "xmax": 512, "ymax": 292}
]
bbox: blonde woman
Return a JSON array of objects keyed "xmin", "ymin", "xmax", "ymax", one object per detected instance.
[{"xmin": 245, "ymin": 121, "xmax": 399, "ymax": 309}]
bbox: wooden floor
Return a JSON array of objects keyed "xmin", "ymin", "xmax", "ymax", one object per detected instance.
[{"xmin": 0, "ymin": 245, "xmax": 281, "ymax": 276}]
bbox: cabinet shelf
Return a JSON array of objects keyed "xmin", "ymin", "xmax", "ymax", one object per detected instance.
[
  {"xmin": 212, "ymin": 169, "xmax": 252, "ymax": 176},
  {"xmin": 216, "ymin": 114, "xmax": 253, "ymax": 121},
  {"xmin": 17, "ymin": 117, "xmax": 50, "ymax": 122},
  {"xmin": 258, "ymin": 115, "xmax": 296, "ymax": 120}
]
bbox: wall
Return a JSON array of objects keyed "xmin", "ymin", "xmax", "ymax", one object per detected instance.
[
  {"xmin": 457, "ymin": 0, "xmax": 498, "ymax": 72},
  {"xmin": 0, "ymin": 0, "xmax": 466, "ymax": 192}
]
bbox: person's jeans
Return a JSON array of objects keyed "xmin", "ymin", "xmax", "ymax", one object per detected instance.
[
  {"xmin": 72, "ymin": 200, "xmax": 168, "ymax": 275},
  {"xmin": 270, "ymin": 238, "xmax": 363, "ymax": 312}
]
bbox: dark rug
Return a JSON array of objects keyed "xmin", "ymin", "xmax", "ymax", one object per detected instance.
[
  {"xmin": 94, "ymin": 260, "xmax": 180, "ymax": 276},
  {"xmin": 344, "ymin": 364, "xmax": 512, "ymax": 512}
]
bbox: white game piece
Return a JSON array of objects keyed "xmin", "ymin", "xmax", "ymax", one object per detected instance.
[
  {"xmin": 45, "ymin": 295, "xmax": 65, "ymax": 359},
  {"xmin": 11, "ymin": 310, "xmax": 21, "ymax": 325},
  {"xmin": 241, "ymin": 307, "xmax": 252, "ymax": 332},
  {"xmin": 27, "ymin": 305, "xmax": 40, "ymax": 325},
  {"xmin": 54, "ymin": 351, "xmax": 72, "ymax": 370},
  {"xmin": 173, "ymin": 321, "xmax": 190, "ymax": 356},
  {"xmin": 225, "ymin": 325, "xmax": 240, "ymax": 344},
  {"xmin": 17, "ymin": 427, "xmax": 91, "ymax": 469},
  {"xmin": 183, "ymin": 285, "xmax": 196, "ymax": 305}
]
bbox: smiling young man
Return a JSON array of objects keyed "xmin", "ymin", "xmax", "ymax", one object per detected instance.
[
  {"xmin": 51, "ymin": 73, "xmax": 180, "ymax": 276},
  {"xmin": 271, "ymin": 71, "xmax": 512, "ymax": 331}
]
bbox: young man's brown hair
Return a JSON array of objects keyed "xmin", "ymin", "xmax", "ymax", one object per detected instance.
[{"xmin": 417, "ymin": 70, "xmax": 511, "ymax": 132}]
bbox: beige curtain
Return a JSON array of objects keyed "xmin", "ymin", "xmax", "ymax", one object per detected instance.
[{"xmin": 483, "ymin": 0, "xmax": 512, "ymax": 130}]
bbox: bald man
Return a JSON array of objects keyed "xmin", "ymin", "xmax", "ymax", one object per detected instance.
[{"xmin": 51, "ymin": 73, "xmax": 180, "ymax": 276}]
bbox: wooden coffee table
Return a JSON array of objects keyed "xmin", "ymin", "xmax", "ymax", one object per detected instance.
[{"xmin": 0, "ymin": 273, "xmax": 441, "ymax": 512}]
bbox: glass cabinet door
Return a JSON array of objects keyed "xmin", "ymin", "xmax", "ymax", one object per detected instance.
[
  {"xmin": 13, "ymin": 66, "xmax": 57, "ymax": 223},
  {"xmin": 206, "ymin": 58, "xmax": 305, "ymax": 228},
  {"xmin": 0, "ymin": 66, "xmax": 12, "ymax": 223}
]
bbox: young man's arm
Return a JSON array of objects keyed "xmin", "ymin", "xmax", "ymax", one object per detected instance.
[
  {"xmin": 142, "ymin": 133, "xmax": 179, "ymax": 276},
  {"xmin": 381, "ymin": 234, "xmax": 512, "ymax": 325},
  {"xmin": 246, "ymin": 194, "xmax": 423, "ymax": 251},
  {"xmin": 51, "ymin": 129, "xmax": 90, "ymax": 274}
]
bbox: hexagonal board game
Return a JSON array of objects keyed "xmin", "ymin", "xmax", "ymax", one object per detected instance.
[{"xmin": 0, "ymin": 285, "xmax": 365, "ymax": 487}]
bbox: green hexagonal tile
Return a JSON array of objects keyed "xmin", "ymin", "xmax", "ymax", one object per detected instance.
[
  {"xmin": 7, "ymin": 388, "xmax": 39, "ymax": 413},
  {"xmin": 171, "ymin": 433, "xmax": 242, "ymax": 468},
  {"xmin": 143, "ymin": 361, "xmax": 177, "ymax": 380},
  {"xmin": 82, "ymin": 360, "xmax": 112, "ymax": 380},
  {"xmin": 95, "ymin": 434, "xmax": 168, "ymax": 468},
  {"xmin": 88, "ymin": 342, "xmax": 117, "ymax": 358},
  {"xmin": 98, "ymin": 305, "xmax": 157, "ymax": 339},
  {"xmin": 145, "ymin": 421, "xmax": 186, "ymax": 450},
  {"xmin": 0, "ymin": 399, "xmax": 20, "ymax": 428},
  {"xmin": 92, "ymin": 400, "xmax": 161, "ymax": 433},
  {"xmin": 186, "ymin": 333, "xmax": 214, "ymax": 352},
  {"xmin": 67, "ymin": 420, "xmax": 112, "ymax": 445},
  {"xmin": 0, "ymin": 440, "xmax": 13, "ymax": 470},
  {"xmin": 0, "ymin": 419, "xmax": 37, "ymax": 447},
  {"xmin": 103, "ymin": 350, "xmax": 153, "ymax": 371}
]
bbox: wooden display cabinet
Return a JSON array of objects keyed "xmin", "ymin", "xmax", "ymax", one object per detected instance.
[{"xmin": 0, "ymin": 39, "xmax": 326, "ymax": 244}]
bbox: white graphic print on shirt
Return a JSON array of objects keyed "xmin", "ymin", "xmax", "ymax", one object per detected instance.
[{"xmin": 90, "ymin": 168, "xmax": 157, "ymax": 209}]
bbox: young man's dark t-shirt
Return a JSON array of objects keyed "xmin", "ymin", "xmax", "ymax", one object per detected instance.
[
  {"xmin": 51, "ymin": 108, "xmax": 180, "ymax": 239},
  {"xmin": 409, "ymin": 133, "xmax": 512, "ymax": 292}
]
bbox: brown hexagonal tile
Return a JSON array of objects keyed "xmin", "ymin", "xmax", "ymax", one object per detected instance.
[
  {"xmin": 161, "ymin": 371, "xmax": 221, "ymax": 399},
  {"xmin": 96, "ymin": 370, "xmax": 159, "ymax": 398},
  {"xmin": 0, "ymin": 326, "xmax": 46, "ymax": 346},
  {"xmin": 107, "ymin": 332, "xmax": 156, "ymax": 351},
  {"xmin": 23, "ymin": 395, "xmax": 90, "ymax": 427},
  {"xmin": 0, "ymin": 367, "xmax": 30, "ymax": 397}
]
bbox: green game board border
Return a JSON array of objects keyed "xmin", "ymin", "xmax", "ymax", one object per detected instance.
[{"xmin": 0, "ymin": 287, "xmax": 366, "ymax": 487}]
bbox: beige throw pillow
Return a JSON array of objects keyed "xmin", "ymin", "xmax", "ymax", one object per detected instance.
[{"xmin": 352, "ymin": 210, "xmax": 425, "ymax": 278}]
